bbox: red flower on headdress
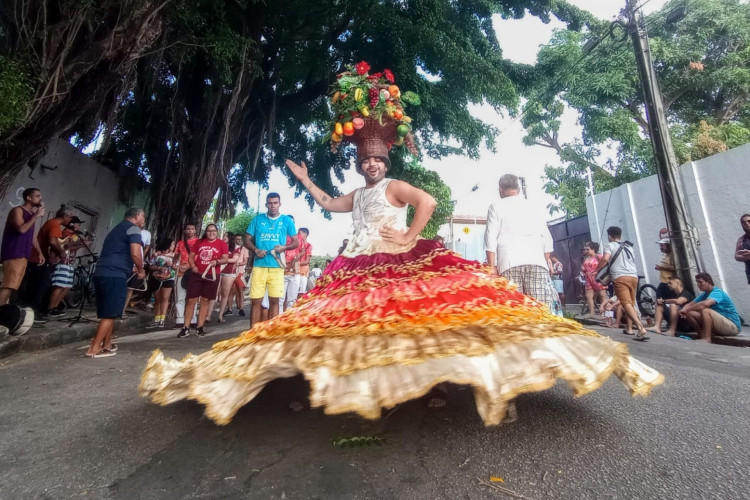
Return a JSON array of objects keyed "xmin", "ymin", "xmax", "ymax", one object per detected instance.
[
  {"xmin": 383, "ymin": 68, "xmax": 395, "ymax": 83},
  {"xmin": 355, "ymin": 61, "xmax": 371, "ymax": 75},
  {"xmin": 368, "ymin": 72, "xmax": 383, "ymax": 80}
]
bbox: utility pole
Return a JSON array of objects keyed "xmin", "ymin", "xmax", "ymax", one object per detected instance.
[{"xmin": 626, "ymin": 0, "xmax": 701, "ymax": 293}]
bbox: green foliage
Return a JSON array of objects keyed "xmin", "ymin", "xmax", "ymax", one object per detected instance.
[
  {"xmin": 390, "ymin": 158, "xmax": 453, "ymax": 239},
  {"xmin": 0, "ymin": 57, "xmax": 33, "ymax": 135},
  {"xmin": 309, "ymin": 254, "xmax": 335, "ymax": 269},
  {"xmin": 523, "ymin": 0, "xmax": 750, "ymax": 217},
  {"xmin": 223, "ymin": 210, "xmax": 257, "ymax": 236},
  {"xmin": 331, "ymin": 435, "xmax": 389, "ymax": 448}
]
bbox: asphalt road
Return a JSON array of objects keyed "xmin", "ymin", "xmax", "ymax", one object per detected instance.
[{"xmin": 1, "ymin": 314, "xmax": 749, "ymax": 500}]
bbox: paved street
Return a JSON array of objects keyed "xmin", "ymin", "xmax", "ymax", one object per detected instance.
[{"xmin": 1, "ymin": 314, "xmax": 749, "ymax": 500}]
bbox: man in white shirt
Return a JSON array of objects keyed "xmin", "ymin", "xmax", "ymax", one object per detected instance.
[{"xmin": 484, "ymin": 174, "xmax": 561, "ymax": 316}]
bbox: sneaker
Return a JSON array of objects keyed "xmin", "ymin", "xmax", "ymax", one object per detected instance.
[
  {"xmin": 157, "ymin": 320, "xmax": 165, "ymax": 328},
  {"xmin": 238, "ymin": 309, "xmax": 245, "ymax": 317},
  {"xmin": 48, "ymin": 309, "xmax": 67, "ymax": 318},
  {"xmin": 145, "ymin": 321, "xmax": 161, "ymax": 329},
  {"xmin": 177, "ymin": 328, "xmax": 190, "ymax": 338},
  {"xmin": 225, "ymin": 309, "xmax": 233, "ymax": 316},
  {"xmin": 173, "ymin": 323, "xmax": 184, "ymax": 330},
  {"xmin": 196, "ymin": 327, "xmax": 206, "ymax": 337},
  {"xmin": 34, "ymin": 315, "xmax": 49, "ymax": 324}
]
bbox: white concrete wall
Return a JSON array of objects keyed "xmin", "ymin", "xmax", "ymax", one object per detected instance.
[
  {"xmin": 586, "ymin": 143, "xmax": 750, "ymax": 317},
  {"xmin": 0, "ymin": 139, "xmax": 123, "ymax": 255}
]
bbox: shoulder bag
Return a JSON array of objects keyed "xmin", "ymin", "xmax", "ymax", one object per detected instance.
[{"xmin": 595, "ymin": 243, "xmax": 627, "ymax": 286}]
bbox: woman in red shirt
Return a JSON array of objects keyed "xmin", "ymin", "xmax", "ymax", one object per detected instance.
[{"xmin": 178, "ymin": 224, "xmax": 228, "ymax": 338}]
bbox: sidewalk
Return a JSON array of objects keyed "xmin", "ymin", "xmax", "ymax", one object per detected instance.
[
  {"xmin": 572, "ymin": 311, "xmax": 750, "ymax": 347},
  {"xmin": 0, "ymin": 306, "xmax": 152, "ymax": 358}
]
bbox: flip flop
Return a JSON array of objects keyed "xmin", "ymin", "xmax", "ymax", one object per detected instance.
[
  {"xmin": 634, "ymin": 333, "xmax": 650, "ymax": 341},
  {"xmin": 621, "ymin": 329, "xmax": 635, "ymax": 335},
  {"xmin": 85, "ymin": 349, "xmax": 117, "ymax": 358}
]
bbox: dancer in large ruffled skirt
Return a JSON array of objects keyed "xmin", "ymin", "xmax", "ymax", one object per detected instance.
[{"xmin": 140, "ymin": 66, "xmax": 663, "ymax": 426}]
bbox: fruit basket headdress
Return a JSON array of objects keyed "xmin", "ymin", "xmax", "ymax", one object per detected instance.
[{"xmin": 327, "ymin": 61, "xmax": 420, "ymax": 170}]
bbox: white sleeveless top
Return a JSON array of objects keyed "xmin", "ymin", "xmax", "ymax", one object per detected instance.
[{"xmin": 342, "ymin": 178, "xmax": 415, "ymax": 257}]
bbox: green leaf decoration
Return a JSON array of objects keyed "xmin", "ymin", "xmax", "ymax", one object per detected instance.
[
  {"xmin": 331, "ymin": 435, "xmax": 389, "ymax": 448},
  {"xmin": 400, "ymin": 91, "xmax": 421, "ymax": 106}
]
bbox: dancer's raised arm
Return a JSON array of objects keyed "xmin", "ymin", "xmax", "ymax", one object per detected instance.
[{"xmin": 285, "ymin": 159, "xmax": 355, "ymax": 213}]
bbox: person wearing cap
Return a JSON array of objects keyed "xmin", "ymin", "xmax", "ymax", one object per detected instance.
[
  {"xmin": 651, "ymin": 236, "xmax": 676, "ymax": 331},
  {"xmin": 45, "ymin": 215, "xmax": 88, "ymax": 318}
]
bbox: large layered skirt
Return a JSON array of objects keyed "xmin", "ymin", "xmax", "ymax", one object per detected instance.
[{"xmin": 139, "ymin": 240, "xmax": 663, "ymax": 425}]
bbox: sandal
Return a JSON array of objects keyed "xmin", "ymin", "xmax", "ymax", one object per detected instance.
[
  {"xmin": 85, "ymin": 349, "xmax": 117, "ymax": 358},
  {"xmin": 634, "ymin": 333, "xmax": 650, "ymax": 341},
  {"xmin": 621, "ymin": 329, "xmax": 635, "ymax": 335}
]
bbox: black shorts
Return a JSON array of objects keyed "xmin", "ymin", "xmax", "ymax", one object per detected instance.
[
  {"xmin": 656, "ymin": 282, "xmax": 676, "ymax": 300},
  {"xmin": 93, "ymin": 276, "xmax": 128, "ymax": 319},
  {"xmin": 186, "ymin": 276, "xmax": 220, "ymax": 300},
  {"xmin": 148, "ymin": 276, "xmax": 175, "ymax": 292},
  {"xmin": 664, "ymin": 306, "xmax": 692, "ymax": 333}
]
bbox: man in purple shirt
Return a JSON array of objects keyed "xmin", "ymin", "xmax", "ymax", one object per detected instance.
[{"xmin": 1, "ymin": 188, "xmax": 45, "ymax": 305}]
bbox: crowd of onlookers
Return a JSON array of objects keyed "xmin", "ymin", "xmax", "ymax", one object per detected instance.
[
  {"xmin": 576, "ymin": 221, "xmax": 745, "ymax": 343},
  {"xmin": 0, "ymin": 188, "xmax": 328, "ymax": 357},
  {"xmin": 2, "ymin": 186, "xmax": 745, "ymax": 351}
]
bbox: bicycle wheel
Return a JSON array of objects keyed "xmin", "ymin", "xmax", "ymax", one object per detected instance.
[
  {"xmin": 65, "ymin": 274, "xmax": 84, "ymax": 309},
  {"xmin": 637, "ymin": 284, "xmax": 658, "ymax": 317}
]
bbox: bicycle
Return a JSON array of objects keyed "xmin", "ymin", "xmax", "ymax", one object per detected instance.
[
  {"xmin": 636, "ymin": 275, "xmax": 658, "ymax": 318},
  {"xmin": 64, "ymin": 253, "xmax": 98, "ymax": 309}
]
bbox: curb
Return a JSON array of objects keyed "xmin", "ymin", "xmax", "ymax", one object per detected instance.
[
  {"xmin": 574, "ymin": 315, "xmax": 750, "ymax": 347},
  {"xmin": 0, "ymin": 312, "xmax": 153, "ymax": 358}
]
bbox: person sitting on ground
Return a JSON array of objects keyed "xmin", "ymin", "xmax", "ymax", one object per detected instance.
[
  {"xmin": 600, "ymin": 295, "xmax": 622, "ymax": 329},
  {"xmin": 679, "ymin": 272, "xmax": 741, "ymax": 343},
  {"xmin": 651, "ymin": 277, "xmax": 694, "ymax": 336},
  {"xmin": 145, "ymin": 238, "xmax": 177, "ymax": 329}
]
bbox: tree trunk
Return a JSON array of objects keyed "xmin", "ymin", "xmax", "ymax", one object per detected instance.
[{"xmin": 0, "ymin": 1, "xmax": 165, "ymax": 197}]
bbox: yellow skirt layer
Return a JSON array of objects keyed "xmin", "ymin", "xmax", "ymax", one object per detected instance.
[{"xmin": 140, "ymin": 330, "xmax": 663, "ymax": 426}]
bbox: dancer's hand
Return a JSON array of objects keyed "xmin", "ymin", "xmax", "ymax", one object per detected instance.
[
  {"xmin": 380, "ymin": 225, "xmax": 412, "ymax": 246},
  {"xmin": 285, "ymin": 159, "xmax": 309, "ymax": 183},
  {"xmin": 254, "ymin": 248, "xmax": 267, "ymax": 259}
]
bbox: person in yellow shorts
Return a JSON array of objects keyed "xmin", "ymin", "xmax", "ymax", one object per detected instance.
[{"xmin": 243, "ymin": 192, "xmax": 298, "ymax": 324}]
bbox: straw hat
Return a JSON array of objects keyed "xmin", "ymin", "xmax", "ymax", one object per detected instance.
[{"xmin": 348, "ymin": 117, "xmax": 398, "ymax": 171}]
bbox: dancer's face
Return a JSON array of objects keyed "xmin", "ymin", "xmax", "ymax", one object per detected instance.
[{"xmin": 360, "ymin": 157, "xmax": 388, "ymax": 185}]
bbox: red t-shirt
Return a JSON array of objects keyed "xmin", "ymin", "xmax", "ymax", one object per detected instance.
[
  {"xmin": 191, "ymin": 238, "xmax": 228, "ymax": 275},
  {"xmin": 175, "ymin": 237, "xmax": 199, "ymax": 275}
]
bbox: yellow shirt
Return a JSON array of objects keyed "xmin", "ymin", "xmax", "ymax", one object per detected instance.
[{"xmin": 658, "ymin": 251, "xmax": 674, "ymax": 283}]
